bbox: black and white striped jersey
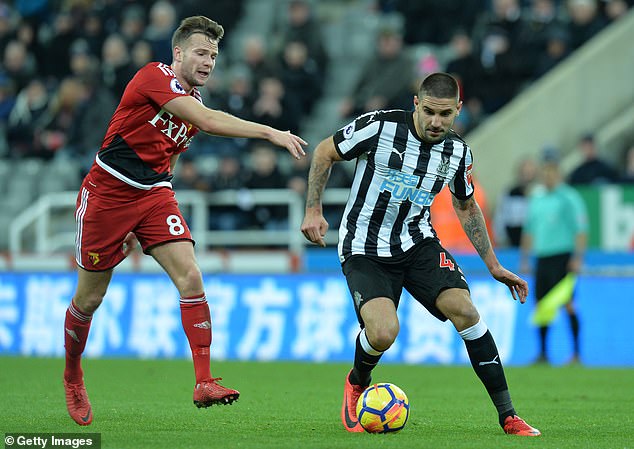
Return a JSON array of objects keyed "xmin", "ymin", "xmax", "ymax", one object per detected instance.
[{"xmin": 333, "ymin": 109, "xmax": 474, "ymax": 263}]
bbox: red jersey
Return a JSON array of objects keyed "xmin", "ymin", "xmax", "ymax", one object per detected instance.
[{"xmin": 92, "ymin": 62, "xmax": 202, "ymax": 190}]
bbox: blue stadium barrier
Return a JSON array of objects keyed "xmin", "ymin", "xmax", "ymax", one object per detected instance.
[
  {"xmin": 304, "ymin": 248, "xmax": 634, "ymax": 274},
  {"xmin": 0, "ymin": 272, "xmax": 631, "ymax": 366}
]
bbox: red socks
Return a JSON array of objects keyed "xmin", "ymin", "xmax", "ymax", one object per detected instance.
[
  {"xmin": 180, "ymin": 294, "xmax": 212, "ymax": 383},
  {"xmin": 64, "ymin": 295, "xmax": 213, "ymax": 385},
  {"xmin": 64, "ymin": 301, "xmax": 92, "ymax": 384}
]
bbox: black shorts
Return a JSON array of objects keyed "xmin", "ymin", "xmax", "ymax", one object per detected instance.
[
  {"xmin": 341, "ymin": 239, "xmax": 469, "ymax": 325},
  {"xmin": 535, "ymin": 253, "xmax": 572, "ymax": 301}
]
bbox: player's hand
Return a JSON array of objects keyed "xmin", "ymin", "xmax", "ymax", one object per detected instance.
[
  {"xmin": 489, "ymin": 265, "xmax": 529, "ymax": 304},
  {"xmin": 301, "ymin": 210, "xmax": 329, "ymax": 248},
  {"xmin": 122, "ymin": 232, "xmax": 139, "ymax": 257},
  {"xmin": 269, "ymin": 129, "xmax": 307, "ymax": 159}
]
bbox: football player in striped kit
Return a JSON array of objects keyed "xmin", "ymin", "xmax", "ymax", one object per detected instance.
[{"xmin": 301, "ymin": 72, "xmax": 540, "ymax": 436}]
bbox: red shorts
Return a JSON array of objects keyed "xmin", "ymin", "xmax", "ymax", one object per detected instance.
[{"xmin": 75, "ymin": 168, "xmax": 193, "ymax": 271}]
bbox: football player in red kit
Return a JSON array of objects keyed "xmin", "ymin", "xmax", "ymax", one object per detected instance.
[{"xmin": 63, "ymin": 16, "xmax": 306, "ymax": 426}]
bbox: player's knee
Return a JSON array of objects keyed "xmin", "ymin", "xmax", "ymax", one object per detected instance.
[
  {"xmin": 73, "ymin": 294, "xmax": 104, "ymax": 315},
  {"xmin": 449, "ymin": 303, "xmax": 480, "ymax": 331},
  {"xmin": 174, "ymin": 264, "xmax": 203, "ymax": 292},
  {"xmin": 438, "ymin": 289, "xmax": 480, "ymax": 329},
  {"xmin": 367, "ymin": 321, "xmax": 399, "ymax": 351},
  {"xmin": 441, "ymin": 298, "xmax": 480, "ymax": 330}
]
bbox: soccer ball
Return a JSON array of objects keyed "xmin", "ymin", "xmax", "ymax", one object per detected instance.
[{"xmin": 356, "ymin": 383, "xmax": 410, "ymax": 433}]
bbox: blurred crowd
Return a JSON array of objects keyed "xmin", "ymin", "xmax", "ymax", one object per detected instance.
[
  {"xmin": 0, "ymin": 0, "xmax": 632, "ymax": 234},
  {"xmin": 0, "ymin": 0, "xmax": 245, "ymax": 164},
  {"xmin": 371, "ymin": 0, "xmax": 632, "ymax": 134}
]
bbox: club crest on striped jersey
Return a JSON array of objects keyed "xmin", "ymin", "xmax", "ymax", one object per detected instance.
[
  {"xmin": 437, "ymin": 154, "xmax": 451, "ymax": 176},
  {"xmin": 170, "ymin": 78, "xmax": 186, "ymax": 94}
]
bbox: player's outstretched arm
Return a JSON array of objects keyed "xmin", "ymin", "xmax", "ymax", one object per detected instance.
[
  {"xmin": 164, "ymin": 96, "xmax": 307, "ymax": 159},
  {"xmin": 452, "ymin": 195, "xmax": 528, "ymax": 303},
  {"xmin": 301, "ymin": 137, "xmax": 343, "ymax": 247}
]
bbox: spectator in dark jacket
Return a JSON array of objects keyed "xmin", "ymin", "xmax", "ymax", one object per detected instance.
[{"xmin": 568, "ymin": 134, "xmax": 618, "ymax": 185}]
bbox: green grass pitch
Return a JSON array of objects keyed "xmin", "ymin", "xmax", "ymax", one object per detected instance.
[{"xmin": 0, "ymin": 357, "xmax": 632, "ymax": 449}]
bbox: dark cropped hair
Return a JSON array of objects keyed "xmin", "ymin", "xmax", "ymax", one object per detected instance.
[
  {"xmin": 418, "ymin": 72, "xmax": 460, "ymax": 100},
  {"xmin": 172, "ymin": 16, "xmax": 224, "ymax": 48}
]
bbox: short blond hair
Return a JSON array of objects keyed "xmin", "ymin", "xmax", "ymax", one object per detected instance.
[{"xmin": 172, "ymin": 16, "xmax": 224, "ymax": 49}]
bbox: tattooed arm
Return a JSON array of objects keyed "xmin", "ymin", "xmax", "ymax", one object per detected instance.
[
  {"xmin": 300, "ymin": 137, "xmax": 344, "ymax": 247},
  {"xmin": 452, "ymin": 195, "xmax": 529, "ymax": 303},
  {"xmin": 452, "ymin": 195, "xmax": 494, "ymax": 265}
]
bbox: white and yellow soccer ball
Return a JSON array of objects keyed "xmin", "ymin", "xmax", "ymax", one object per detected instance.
[{"xmin": 356, "ymin": 383, "xmax": 410, "ymax": 433}]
